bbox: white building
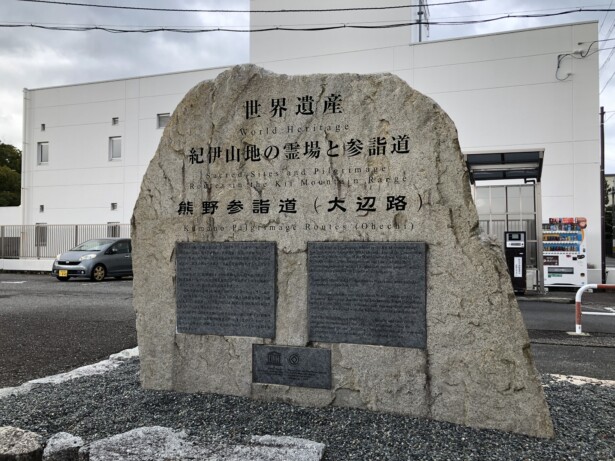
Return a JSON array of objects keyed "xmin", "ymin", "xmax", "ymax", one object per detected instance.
[{"xmin": 7, "ymin": 17, "xmax": 603, "ymax": 285}]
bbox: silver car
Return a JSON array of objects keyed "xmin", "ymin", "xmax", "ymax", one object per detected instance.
[{"xmin": 52, "ymin": 238, "xmax": 132, "ymax": 282}]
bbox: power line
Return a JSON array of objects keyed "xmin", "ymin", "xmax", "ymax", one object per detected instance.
[
  {"xmin": 600, "ymin": 3, "xmax": 615, "ymax": 71},
  {"xmin": 426, "ymin": 9, "xmax": 615, "ymax": 25},
  {"xmin": 602, "ymin": 65, "xmax": 615, "ymax": 94},
  {"xmin": 3, "ymin": 8, "xmax": 615, "ymax": 33},
  {"xmin": 17, "ymin": 0, "xmax": 486, "ymax": 14},
  {"xmin": 600, "ymin": 43, "xmax": 615, "ymax": 71},
  {"xmin": 427, "ymin": 3, "xmax": 612, "ymax": 25},
  {"xmin": 599, "ymin": 0, "xmax": 615, "ymax": 37}
]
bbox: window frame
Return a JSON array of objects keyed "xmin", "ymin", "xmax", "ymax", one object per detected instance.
[
  {"xmin": 37, "ymin": 142, "xmax": 49, "ymax": 165},
  {"xmin": 107, "ymin": 222, "xmax": 120, "ymax": 238},
  {"xmin": 157, "ymin": 113, "xmax": 171, "ymax": 129},
  {"xmin": 109, "ymin": 136, "xmax": 122, "ymax": 161},
  {"xmin": 35, "ymin": 223, "xmax": 48, "ymax": 247}
]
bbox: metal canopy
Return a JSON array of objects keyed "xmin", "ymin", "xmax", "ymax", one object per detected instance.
[{"xmin": 464, "ymin": 150, "xmax": 544, "ymax": 184}]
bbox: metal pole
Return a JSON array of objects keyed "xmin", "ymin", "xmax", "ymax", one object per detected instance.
[
  {"xmin": 574, "ymin": 284, "xmax": 594, "ymax": 334},
  {"xmin": 601, "ymin": 106, "xmax": 606, "ymax": 283},
  {"xmin": 417, "ymin": 0, "xmax": 423, "ymax": 43},
  {"xmin": 575, "ymin": 283, "xmax": 615, "ymax": 334},
  {"xmin": 611, "ymin": 186, "xmax": 615, "ymax": 257}
]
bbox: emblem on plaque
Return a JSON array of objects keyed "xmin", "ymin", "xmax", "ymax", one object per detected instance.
[{"xmin": 266, "ymin": 351, "xmax": 282, "ymax": 366}]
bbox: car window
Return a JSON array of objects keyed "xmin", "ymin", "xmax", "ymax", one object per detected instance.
[
  {"xmin": 72, "ymin": 239, "xmax": 113, "ymax": 251},
  {"xmin": 112, "ymin": 241, "xmax": 130, "ymax": 254}
]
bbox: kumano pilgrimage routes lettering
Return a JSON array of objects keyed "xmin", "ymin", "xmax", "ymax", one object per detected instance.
[{"xmin": 175, "ymin": 92, "xmax": 422, "ymax": 232}]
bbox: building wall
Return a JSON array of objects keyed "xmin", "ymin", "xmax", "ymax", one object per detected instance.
[
  {"xmin": 250, "ymin": 21, "xmax": 602, "ymax": 281},
  {"xmin": 0, "ymin": 206, "xmax": 21, "ymax": 225},
  {"xmin": 20, "ymin": 21, "xmax": 601, "ymax": 279},
  {"xmin": 249, "ymin": 0, "xmax": 423, "ymax": 63},
  {"xmin": 22, "ymin": 68, "xmax": 226, "ymax": 227}
]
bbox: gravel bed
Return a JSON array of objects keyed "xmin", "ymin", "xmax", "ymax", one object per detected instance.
[{"xmin": 1, "ymin": 358, "xmax": 614, "ymax": 460}]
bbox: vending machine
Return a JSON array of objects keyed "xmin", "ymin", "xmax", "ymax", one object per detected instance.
[
  {"xmin": 504, "ymin": 231, "xmax": 526, "ymax": 294},
  {"xmin": 543, "ymin": 217, "xmax": 587, "ymax": 287}
]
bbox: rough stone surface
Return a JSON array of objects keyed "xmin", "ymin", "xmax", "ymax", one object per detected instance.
[
  {"xmin": 80, "ymin": 426, "xmax": 199, "ymax": 461},
  {"xmin": 231, "ymin": 435, "xmax": 325, "ymax": 461},
  {"xmin": 132, "ymin": 64, "xmax": 553, "ymax": 437},
  {"xmin": 78, "ymin": 426, "xmax": 324, "ymax": 461},
  {"xmin": 0, "ymin": 348, "xmax": 139, "ymax": 402},
  {"xmin": 42, "ymin": 432, "xmax": 83, "ymax": 461},
  {"xmin": 0, "ymin": 426, "xmax": 44, "ymax": 461}
]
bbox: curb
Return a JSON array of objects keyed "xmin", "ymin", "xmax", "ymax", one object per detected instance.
[{"xmin": 517, "ymin": 296, "xmax": 575, "ymax": 304}]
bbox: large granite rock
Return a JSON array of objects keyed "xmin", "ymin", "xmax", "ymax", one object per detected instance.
[
  {"xmin": 43, "ymin": 432, "xmax": 83, "ymax": 461},
  {"xmin": 80, "ymin": 427, "xmax": 324, "ymax": 461},
  {"xmin": 80, "ymin": 427, "xmax": 198, "ymax": 461},
  {"xmin": 232, "ymin": 435, "xmax": 325, "ymax": 461},
  {"xmin": 0, "ymin": 426, "xmax": 44, "ymax": 461},
  {"xmin": 132, "ymin": 64, "xmax": 553, "ymax": 437}
]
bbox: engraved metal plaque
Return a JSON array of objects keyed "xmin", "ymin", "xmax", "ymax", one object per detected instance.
[
  {"xmin": 308, "ymin": 242, "xmax": 426, "ymax": 348},
  {"xmin": 176, "ymin": 242, "xmax": 276, "ymax": 338},
  {"xmin": 252, "ymin": 345, "xmax": 331, "ymax": 389}
]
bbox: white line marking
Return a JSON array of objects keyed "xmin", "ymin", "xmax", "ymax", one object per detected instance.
[
  {"xmin": 0, "ymin": 281, "xmax": 26, "ymax": 284},
  {"xmin": 582, "ymin": 312, "xmax": 615, "ymax": 316}
]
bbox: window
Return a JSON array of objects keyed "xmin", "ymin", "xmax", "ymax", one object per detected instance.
[
  {"xmin": 113, "ymin": 240, "xmax": 130, "ymax": 254},
  {"xmin": 475, "ymin": 185, "xmax": 538, "ymax": 268},
  {"xmin": 35, "ymin": 223, "xmax": 47, "ymax": 247},
  {"xmin": 110, "ymin": 202, "xmax": 118, "ymax": 211},
  {"xmin": 107, "ymin": 222, "xmax": 120, "ymax": 237},
  {"xmin": 157, "ymin": 113, "xmax": 170, "ymax": 129},
  {"xmin": 41, "ymin": 123, "xmax": 46, "ymax": 131},
  {"xmin": 39, "ymin": 205, "xmax": 45, "ymax": 213},
  {"xmin": 112, "ymin": 117, "xmax": 119, "ymax": 125},
  {"xmin": 37, "ymin": 142, "xmax": 49, "ymax": 164},
  {"xmin": 109, "ymin": 137, "xmax": 122, "ymax": 160}
]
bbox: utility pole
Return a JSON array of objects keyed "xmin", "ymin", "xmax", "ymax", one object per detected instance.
[
  {"xmin": 611, "ymin": 185, "xmax": 614, "ymax": 257},
  {"xmin": 601, "ymin": 106, "xmax": 606, "ymax": 283},
  {"xmin": 418, "ymin": 0, "xmax": 424, "ymax": 43}
]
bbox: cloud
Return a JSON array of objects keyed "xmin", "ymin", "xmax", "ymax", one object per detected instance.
[
  {"xmin": 1, "ymin": 0, "xmax": 613, "ymax": 171},
  {"xmin": 0, "ymin": 0, "xmax": 249, "ymax": 147}
]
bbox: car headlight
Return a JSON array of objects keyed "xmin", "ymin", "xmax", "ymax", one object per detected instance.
[
  {"xmin": 55, "ymin": 254, "xmax": 62, "ymax": 260},
  {"xmin": 79, "ymin": 254, "xmax": 97, "ymax": 261}
]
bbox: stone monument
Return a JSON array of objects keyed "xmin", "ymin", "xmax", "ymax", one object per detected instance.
[{"xmin": 132, "ymin": 65, "xmax": 553, "ymax": 438}]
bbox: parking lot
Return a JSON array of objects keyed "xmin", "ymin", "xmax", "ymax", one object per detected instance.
[
  {"xmin": 2, "ymin": 272, "xmax": 615, "ymax": 388},
  {"xmin": 0, "ymin": 272, "xmax": 136, "ymax": 387}
]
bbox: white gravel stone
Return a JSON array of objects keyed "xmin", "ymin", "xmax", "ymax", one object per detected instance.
[
  {"xmin": 0, "ymin": 426, "xmax": 44, "ymax": 461},
  {"xmin": 43, "ymin": 432, "xmax": 83, "ymax": 461}
]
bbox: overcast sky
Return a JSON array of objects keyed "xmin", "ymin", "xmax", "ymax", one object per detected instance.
[{"xmin": 1, "ymin": 0, "xmax": 614, "ymax": 170}]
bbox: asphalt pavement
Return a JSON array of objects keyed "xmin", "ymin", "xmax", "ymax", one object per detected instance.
[
  {"xmin": 519, "ymin": 288, "xmax": 615, "ymax": 380},
  {"xmin": 1, "ymin": 273, "xmax": 614, "ymax": 387},
  {"xmin": 0, "ymin": 272, "xmax": 136, "ymax": 387}
]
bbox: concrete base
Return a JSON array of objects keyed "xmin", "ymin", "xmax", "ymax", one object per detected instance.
[{"xmin": 0, "ymin": 258, "xmax": 53, "ymax": 272}]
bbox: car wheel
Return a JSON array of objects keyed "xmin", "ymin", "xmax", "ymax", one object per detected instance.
[
  {"xmin": 56, "ymin": 276, "xmax": 70, "ymax": 281},
  {"xmin": 91, "ymin": 264, "xmax": 106, "ymax": 282}
]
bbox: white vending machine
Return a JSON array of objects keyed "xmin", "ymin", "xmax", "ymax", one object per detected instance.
[{"xmin": 542, "ymin": 217, "xmax": 588, "ymax": 287}]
